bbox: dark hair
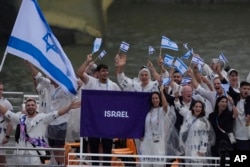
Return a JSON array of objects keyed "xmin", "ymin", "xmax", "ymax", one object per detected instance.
[
  {"xmin": 191, "ymin": 100, "xmax": 205, "ymax": 118},
  {"xmin": 240, "ymin": 81, "xmax": 250, "ymax": 88},
  {"xmin": 214, "ymin": 95, "xmax": 228, "ymax": 112},
  {"xmin": 96, "ymin": 64, "xmax": 108, "ymax": 72},
  {"xmin": 25, "ymin": 98, "xmax": 37, "ymax": 105},
  {"xmin": 150, "ymin": 91, "xmax": 162, "ymax": 107}
]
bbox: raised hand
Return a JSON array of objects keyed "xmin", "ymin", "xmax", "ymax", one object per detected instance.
[{"xmin": 115, "ymin": 53, "xmax": 127, "ymax": 67}]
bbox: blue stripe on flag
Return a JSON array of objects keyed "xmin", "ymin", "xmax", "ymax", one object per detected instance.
[{"xmin": 8, "ymin": 36, "xmax": 77, "ymax": 94}]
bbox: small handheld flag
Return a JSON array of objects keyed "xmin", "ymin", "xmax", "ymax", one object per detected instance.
[
  {"xmin": 92, "ymin": 38, "xmax": 102, "ymax": 54},
  {"xmin": 163, "ymin": 54, "xmax": 175, "ymax": 67},
  {"xmin": 191, "ymin": 56, "xmax": 204, "ymax": 66},
  {"xmin": 161, "ymin": 36, "xmax": 178, "ymax": 51},
  {"xmin": 174, "ymin": 58, "xmax": 188, "ymax": 75},
  {"xmin": 148, "ymin": 46, "xmax": 155, "ymax": 55},
  {"xmin": 218, "ymin": 53, "xmax": 228, "ymax": 63},
  {"xmin": 120, "ymin": 41, "xmax": 130, "ymax": 53},
  {"xmin": 162, "ymin": 77, "xmax": 171, "ymax": 86},
  {"xmin": 183, "ymin": 43, "xmax": 190, "ymax": 51},
  {"xmin": 182, "ymin": 48, "xmax": 193, "ymax": 59},
  {"xmin": 181, "ymin": 77, "xmax": 192, "ymax": 86},
  {"xmin": 98, "ymin": 50, "xmax": 107, "ymax": 59}
]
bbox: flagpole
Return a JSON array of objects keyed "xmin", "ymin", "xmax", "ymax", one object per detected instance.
[
  {"xmin": 0, "ymin": 51, "xmax": 8, "ymax": 72},
  {"xmin": 159, "ymin": 47, "xmax": 162, "ymax": 57},
  {"xmin": 93, "ymin": 56, "xmax": 99, "ymax": 63},
  {"xmin": 188, "ymin": 55, "xmax": 193, "ymax": 68}
]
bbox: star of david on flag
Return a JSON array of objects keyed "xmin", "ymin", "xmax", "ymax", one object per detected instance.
[
  {"xmin": 4, "ymin": 0, "xmax": 78, "ymax": 95},
  {"xmin": 120, "ymin": 41, "xmax": 130, "ymax": 53},
  {"xmin": 174, "ymin": 57, "xmax": 188, "ymax": 75},
  {"xmin": 163, "ymin": 54, "xmax": 175, "ymax": 67},
  {"xmin": 161, "ymin": 36, "xmax": 178, "ymax": 51}
]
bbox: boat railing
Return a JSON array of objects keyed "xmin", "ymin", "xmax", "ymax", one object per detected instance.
[
  {"xmin": 66, "ymin": 152, "xmax": 227, "ymax": 166},
  {"xmin": 3, "ymin": 91, "xmax": 24, "ymax": 112},
  {"xmin": 1, "ymin": 144, "xmax": 65, "ymax": 166},
  {"xmin": 3, "ymin": 91, "xmax": 39, "ymax": 112}
]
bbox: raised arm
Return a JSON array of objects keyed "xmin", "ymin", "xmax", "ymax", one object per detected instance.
[
  {"xmin": 77, "ymin": 54, "xmax": 92, "ymax": 84},
  {"xmin": 58, "ymin": 101, "xmax": 81, "ymax": 116},
  {"xmin": 159, "ymin": 85, "xmax": 168, "ymax": 112},
  {"xmin": 115, "ymin": 53, "xmax": 127, "ymax": 74},
  {"xmin": 147, "ymin": 60, "xmax": 161, "ymax": 81},
  {"xmin": 187, "ymin": 67, "xmax": 199, "ymax": 89}
]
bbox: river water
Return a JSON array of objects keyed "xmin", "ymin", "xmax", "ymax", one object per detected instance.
[{"xmin": 0, "ymin": 3, "xmax": 250, "ymax": 93}]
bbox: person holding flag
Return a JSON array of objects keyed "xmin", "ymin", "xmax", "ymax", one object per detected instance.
[
  {"xmin": 115, "ymin": 53, "xmax": 159, "ymax": 92},
  {"xmin": 78, "ymin": 54, "xmax": 121, "ymax": 166},
  {"xmin": 2, "ymin": 0, "xmax": 79, "ymax": 165},
  {"xmin": 26, "ymin": 61, "xmax": 75, "ymax": 165}
]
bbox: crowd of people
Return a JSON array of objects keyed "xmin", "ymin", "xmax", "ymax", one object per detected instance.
[{"xmin": 0, "ymin": 50, "xmax": 250, "ymax": 166}]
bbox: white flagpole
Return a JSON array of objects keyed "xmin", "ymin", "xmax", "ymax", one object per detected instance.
[
  {"xmin": 0, "ymin": 52, "xmax": 8, "ymax": 72},
  {"xmin": 80, "ymin": 137, "xmax": 83, "ymax": 165}
]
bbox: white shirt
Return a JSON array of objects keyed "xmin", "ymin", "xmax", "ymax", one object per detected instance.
[
  {"xmin": 117, "ymin": 72, "xmax": 158, "ymax": 92},
  {"xmin": 0, "ymin": 97, "xmax": 13, "ymax": 141},
  {"xmin": 84, "ymin": 75, "xmax": 121, "ymax": 91},
  {"xmin": 234, "ymin": 99, "xmax": 249, "ymax": 140},
  {"xmin": 5, "ymin": 110, "xmax": 59, "ymax": 155}
]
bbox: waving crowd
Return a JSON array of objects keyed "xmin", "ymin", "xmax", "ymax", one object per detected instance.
[{"xmin": 0, "ymin": 50, "xmax": 250, "ymax": 166}]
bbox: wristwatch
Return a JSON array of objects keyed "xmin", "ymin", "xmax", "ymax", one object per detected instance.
[{"xmin": 5, "ymin": 135, "xmax": 10, "ymax": 139}]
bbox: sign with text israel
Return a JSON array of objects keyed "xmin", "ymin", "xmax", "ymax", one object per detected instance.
[{"xmin": 81, "ymin": 90, "xmax": 151, "ymax": 138}]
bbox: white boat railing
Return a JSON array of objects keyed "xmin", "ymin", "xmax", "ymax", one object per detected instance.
[
  {"xmin": 3, "ymin": 91, "xmax": 40, "ymax": 112},
  {"xmin": 66, "ymin": 153, "xmax": 230, "ymax": 167},
  {"xmin": 1, "ymin": 145, "xmax": 65, "ymax": 166}
]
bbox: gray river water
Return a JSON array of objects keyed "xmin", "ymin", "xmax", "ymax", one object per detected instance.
[{"xmin": 0, "ymin": 3, "xmax": 250, "ymax": 93}]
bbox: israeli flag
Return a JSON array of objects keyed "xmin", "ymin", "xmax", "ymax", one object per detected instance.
[
  {"xmin": 182, "ymin": 48, "xmax": 193, "ymax": 59},
  {"xmin": 174, "ymin": 58, "xmax": 188, "ymax": 75},
  {"xmin": 161, "ymin": 36, "xmax": 178, "ymax": 51},
  {"xmin": 120, "ymin": 41, "xmax": 130, "ymax": 53},
  {"xmin": 4, "ymin": 0, "xmax": 78, "ymax": 95},
  {"xmin": 162, "ymin": 77, "xmax": 171, "ymax": 86},
  {"xmin": 148, "ymin": 46, "xmax": 155, "ymax": 55},
  {"xmin": 191, "ymin": 56, "xmax": 204, "ymax": 66},
  {"xmin": 92, "ymin": 38, "xmax": 102, "ymax": 54},
  {"xmin": 183, "ymin": 43, "xmax": 190, "ymax": 50},
  {"xmin": 163, "ymin": 54, "xmax": 175, "ymax": 67},
  {"xmin": 181, "ymin": 77, "xmax": 192, "ymax": 86},
  {"xmin": 98, "ymin": 50, "xmax": 107, "ymax": 59},
  {"xmin": 218, "ymin": 53, "xmax": 228, "ymax": 63}
]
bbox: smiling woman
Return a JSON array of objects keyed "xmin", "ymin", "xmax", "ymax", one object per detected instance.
[{"xmin": 178, "ymin": 100, "xmax": 214, "ymax": 165}]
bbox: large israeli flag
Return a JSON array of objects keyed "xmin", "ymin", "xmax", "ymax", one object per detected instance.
[
  {"xmin": 4, "ymin": 0, "xmax": 78, "ymax": 95},
  {"xmin": 161, "ymin": 36, "xmax": 178, "ymax": 51}
]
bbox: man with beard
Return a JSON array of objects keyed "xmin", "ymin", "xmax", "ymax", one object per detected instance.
[
  {"xmin": 0, "ymin": 98, "xmax": 79, "ymax": 165},
  {"xmin": 230, "ymin": 81, "xmax": 250, "ymax": 151},
  {"xmin": 188, "ymin": 67, "xmax": 228, "ymax": 108}
]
